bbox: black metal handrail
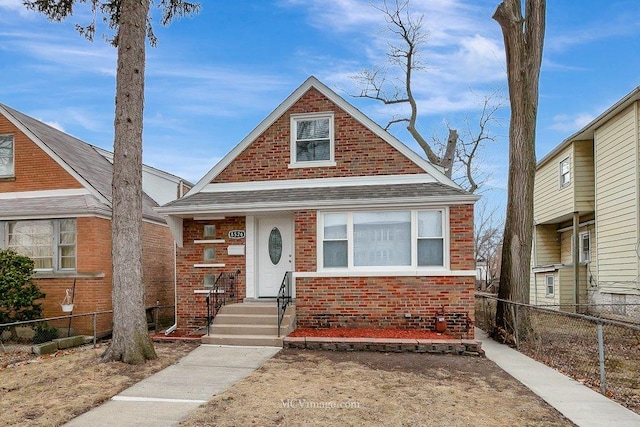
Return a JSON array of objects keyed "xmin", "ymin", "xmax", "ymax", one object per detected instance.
[
  {"xmin": 277, "ymin": 271, "xmax": 292, "ymax": 337},
  {"xmin": 206, "ymin": 269, "xmax": 240, "ymax": 335}
]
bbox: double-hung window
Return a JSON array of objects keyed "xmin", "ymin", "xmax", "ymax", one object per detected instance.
[
  {"xmin": 545, "ymin": 274, "xmax": 555, "ymax": 296},
  {"xmin": 0, "ymin": 134, "xmax": 14, "ymax": 177},
  {"xmin": 290, "ymin": 113, "xmax": 335, "ymax": 167},
  {"xmin": 559, "ymin": 157, "xmax": 570, "ymax": 188},
  {"xmin": 320, "ymin": 209, "xmax": 447, "ymax": 270},
  {"xmin": 579, "ymin": 231, "xmax": 590, "ymax": 263},
  {"xmin": 3, "ymin": 219, "xmax": 76, "ymax": 271}
]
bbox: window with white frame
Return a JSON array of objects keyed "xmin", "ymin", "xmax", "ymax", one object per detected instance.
[
  {"xmin": 320, "ymin": 209, "xmax": 446, "ymax": 270},
  {"xmin": 580, "ymin": 231, "xmax": 590, "ymax": 263},
  {"xmin": 3, "ymin": 219, "xmax": 76, "ymax": 271},
  {"xmin": 0, "ymin": 134, "xmax": 14, "ymax": 177},
  {"xmin": 545, "ymin": 274, "xmax": 555, "ymax": 296},
  {"xmin": 290, "ymin": 113, "xmax": 334, "ymax": 167},
  {"xmin": 559, "ymin": 157, "xmax": 570, "ymax": 188}
]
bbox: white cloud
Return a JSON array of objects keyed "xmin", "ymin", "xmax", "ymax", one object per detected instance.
[
  {"xmin": 549, "ymin": 113, "xmax": 595, "ymax": 133},
  {"xmin": 0, "ymin": 0, "xmax": 33, "ymax": 17},
  {"xmin": 283, "ymin": 0, "xmax": 506, "ymax": 118},
  {"xmin": 42, "ymin": 120, "xmax": 65, "ymax": 132}
]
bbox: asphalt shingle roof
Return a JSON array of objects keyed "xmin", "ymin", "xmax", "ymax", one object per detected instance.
[
  {"xmin": 161, "ymin": 182, "xmax": 474, "ymax": 212},
  {"xmin": 0, "ymin": 104, "xmax": 164, "ymax": 222}
]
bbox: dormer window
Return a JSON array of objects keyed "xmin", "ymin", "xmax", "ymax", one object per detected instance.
[
  {"xmin": 289, "ymin": 112, "xmax": 336, "ymax": 168},
  {"xmin": 0, "ymin": 134, "xmax": 14, "ymax": 177}
]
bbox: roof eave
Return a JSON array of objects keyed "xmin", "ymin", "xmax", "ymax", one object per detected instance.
[
  {"xmin": 156, "ymin": 194, "xmax": 480, "ymax": 217},
  {"xmin": 537, "ymin": 86, "xmax": 640, "ymax": 169}
]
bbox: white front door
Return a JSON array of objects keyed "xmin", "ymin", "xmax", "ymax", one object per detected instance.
[{"xmin": 257, "ymin": 216, "xmax": 294, "ymax": 297}]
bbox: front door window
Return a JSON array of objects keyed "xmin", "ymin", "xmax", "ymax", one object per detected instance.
[{"xmin": 268, "ymin": 227, "xmax": 283, "ymax": 265}]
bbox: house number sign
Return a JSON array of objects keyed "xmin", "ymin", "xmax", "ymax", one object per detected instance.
[{"xmin": 228, "ymin": 230, "xmax": 245, "ymax": 239}]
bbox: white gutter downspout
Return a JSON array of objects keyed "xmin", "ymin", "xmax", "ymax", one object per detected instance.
[{"xmin": 164, "ymin": 242, "xmax": 178, "ymax": 335}]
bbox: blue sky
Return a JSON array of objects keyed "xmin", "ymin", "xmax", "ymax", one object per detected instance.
[{"xmin": 1, "ymin": 0, "xmax": 639, "ymax": 214}]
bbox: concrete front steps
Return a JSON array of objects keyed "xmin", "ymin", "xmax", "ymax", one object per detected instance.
[{"xmin": 202, "ymin": 301, "xmax": 295, "ymax": 347}]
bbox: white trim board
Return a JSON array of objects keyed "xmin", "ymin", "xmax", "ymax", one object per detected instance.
[{"xmin": 200, "ymin": 174, "xmax": 437, "ymax": 193}]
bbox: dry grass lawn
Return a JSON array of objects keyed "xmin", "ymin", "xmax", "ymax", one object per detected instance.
[
  {"xmin": 181, "ymin": 349, "xmax": 573, "ymax": 427},
  {"xmin": 0, "ymin": 341, "xmax": 198, "ymax": 426}
]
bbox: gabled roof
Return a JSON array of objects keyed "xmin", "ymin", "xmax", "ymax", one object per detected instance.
[
  {"xmin": 537, "ymin": 86, "xmax": 640, "ymax": 169},
  {"xmin": 186, "ymin": 76, "xmax": 461, "ymax": 197},
  {"xmin": 0, "ymin": 103, "xmax": 164, "ymax": 222}
]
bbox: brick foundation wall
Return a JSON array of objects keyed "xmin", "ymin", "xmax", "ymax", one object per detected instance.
[
  {"xmin": 295, "ymin": 276, "xmax": 475, "ymax": 338},
  {"xmin": 176, "ymin": 217, "xmax": 247, "ymax": 330},
  {"xmin": 212, "ymin": 88, "xmax": 425, "ymax": 184}
]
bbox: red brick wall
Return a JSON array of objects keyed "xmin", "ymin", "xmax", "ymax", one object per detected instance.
[
  {"xmin": 0, "ymin": 115, "xmax": 175, "ymax": 335},
  {"xmin": 213, "ymin": 88, "xmax": 425, "ymax": 183},
  {"xmin": 176, "ymin": 218, "xmax": 247, "ymax": 330},
  {"xmin": 295, "ymin": 276, "xmax": 475, "ymax": 338},
  {"xmin": 35, "ymin": 217, "xmax": 113, "ymax": 335},
  {"xmin": 450, "ymin": 204, "xmax": 475, "ymax": 271},
  {"xmin": 293, "ymin": 204, "xmax": 476, "ymax": 338},
  {"xmin": 34, "ymin": 218, "xmax": 175, "ymax": 336},
  {"xmin": 142, "ymin": 222, "xmax": 175, "ymax": 309},
  {"xmin": 0, "ymin": 115, "xmax": 83, "ymax": 191}
]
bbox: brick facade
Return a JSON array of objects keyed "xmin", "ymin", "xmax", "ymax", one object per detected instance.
[
  {"xmin": 293, "ymin": 205, "xmax": 476, "ymax": 339},
  {"xmin": 176, "ymin": 218, "xmax": 247, "ymax": 331},
  {"xmin": 213, "ymin": 88, "xmax": 425, "ymax": 183},
  {"xmin": 171, "ymin": 81, "xmax": 477, "ymax": 337},
  {"xmin": 0, "ymin": 115, "xmax": 176, "ymax": 336},
  {"xmin": 0, "ymin": 115, "xmax": 83, "ymax": 190}
]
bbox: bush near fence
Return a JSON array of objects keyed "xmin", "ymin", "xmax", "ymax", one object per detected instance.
[
  {"xmin": 475, "ymin": 294, "xmax": 640, "ymax": 415},
  {"xmin": 0, "ymin": 305, "xmax": 175, "ymax": 353}
]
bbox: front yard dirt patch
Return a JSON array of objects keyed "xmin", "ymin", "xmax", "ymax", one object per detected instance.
[
  {"xmin": 181, "ymin": 349, "xmax": 574, "ymax": 427},
  {"xmin": 0, "ymin": 340, "xmax": 198, "ymax": 426}
]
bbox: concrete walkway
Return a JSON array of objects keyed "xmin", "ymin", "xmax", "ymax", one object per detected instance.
[
  {"xmin": 476, "ymin": 328, "xmax": 640, "ymax": 427},
  {"xmin": 64, "ymin": 345, "xmax": 281, "ymax": 427}
]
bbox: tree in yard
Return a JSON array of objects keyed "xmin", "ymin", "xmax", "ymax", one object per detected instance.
[
  {"xmin": 474, "ymin": 200, "xmax": 503, "ymax": 291},
  {"xmin": 492, "ymin": 0, "xmax": 545, "ymax": 341},
  {"xmin": 0, "ymin": 249, "xmax": 45, "ymax": 324},
  {"xmin": 25, "ymin": 0, "xmax": 200, "ymax": 364},
  {"xmin": 353, "ymin": 0, "xmax": 504, "ymax": 192}
]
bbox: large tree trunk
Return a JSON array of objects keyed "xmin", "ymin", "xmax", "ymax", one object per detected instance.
[
  {"xmin": 493, "ymin": 0, "xmax": 545, "ymax": 338},
  {"xmin": 102, "ymin": 0, "xmax": 156, "ymax": 363}
]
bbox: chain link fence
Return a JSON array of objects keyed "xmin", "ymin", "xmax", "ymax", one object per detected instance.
[
  {"xmin": 0, "ymin": 305, "xmax": 175, "ymax": 354},
  {"xmin": 475, "ymin": 293, "xmax": 640, "ymax": 414}
]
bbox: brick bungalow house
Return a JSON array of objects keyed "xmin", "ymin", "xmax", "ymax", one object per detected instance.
[
  {"xmin": 0, "ymin": 103, "xmax": 189, "ymax": 335},
  {"xmin": 157, "ymin": 77, "xmax": 478, "ymax": 342}
]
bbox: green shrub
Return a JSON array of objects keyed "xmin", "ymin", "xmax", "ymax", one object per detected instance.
[
  {"xmin": 0, "ymin": 249, "xmax": 46, "ymax": 324},
  {"xmin": 33, "ymin": 323, "xmax": 59, "ymax": 344}
]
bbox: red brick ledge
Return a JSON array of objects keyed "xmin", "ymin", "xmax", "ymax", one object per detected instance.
[{"xmin": 283, "ymin": 336, "xmax": 484, "ymax": 356}]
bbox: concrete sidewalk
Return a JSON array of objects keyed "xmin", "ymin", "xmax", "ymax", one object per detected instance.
[
  {"xmin": 476, "ymin": 328, "xmax": 640, "ymax": 427},
  {"xmin": 64, "ymin": 345, "xmax": 281, "ymax": 427}
]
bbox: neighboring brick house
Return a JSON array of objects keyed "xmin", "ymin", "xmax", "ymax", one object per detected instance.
[
  {"xmin": 157, "ymin": 77, "xmax": 479, "ymax": 338},
  {"xmin": 0, "ymin": 103, "xmax": 190, "ymax": 335}
]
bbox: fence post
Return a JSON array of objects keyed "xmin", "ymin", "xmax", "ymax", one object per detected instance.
[
  {"xmin": 597, "ymin": 322, "xmax": 606, "ymax": 394},
  {"xmin": 509, "ymin": 303, "xmax": 519, "ymax": 349},
  {"xmin": 93, "ymin": 313, "xmax": 97, "ymax": 347}
]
